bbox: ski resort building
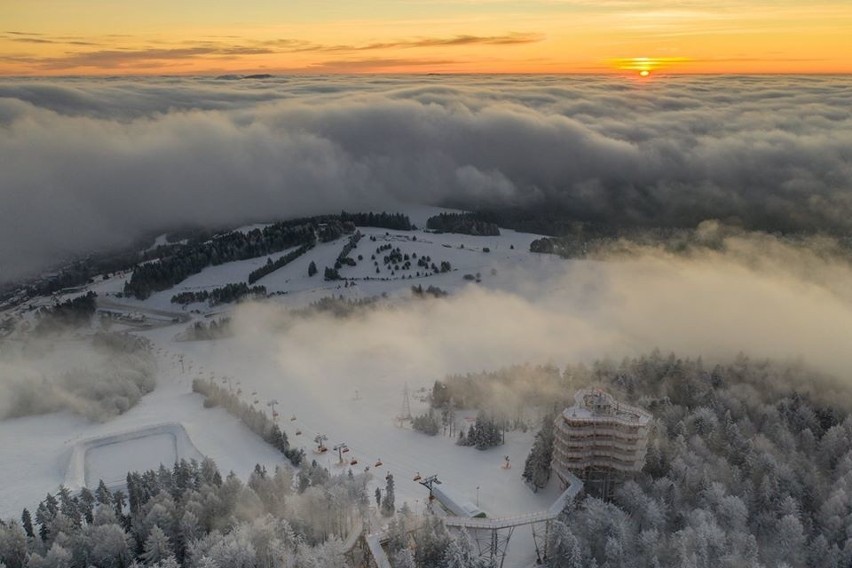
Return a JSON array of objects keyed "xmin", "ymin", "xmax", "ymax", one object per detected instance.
[
  {"xmin": 431, "ymin": 483, "xmax": 487, "ymax": 518},
  {"xmin": 552, "ymin": 388, "xmax": 651, "ymax": 499}
]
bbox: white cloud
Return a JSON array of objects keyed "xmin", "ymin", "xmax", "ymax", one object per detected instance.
[{"xmin": 0, "ymin": 75, "xmax": 850, "ymax": 283}]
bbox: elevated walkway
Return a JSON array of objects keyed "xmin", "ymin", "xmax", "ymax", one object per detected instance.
[{"xmin": 441, "ymin": 469, "xmax": 582, "ymax": 530}]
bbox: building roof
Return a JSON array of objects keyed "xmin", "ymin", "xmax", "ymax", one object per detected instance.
[{"xmin": 561, "ymin": 388, "xmax": 651, "ymax": 426}]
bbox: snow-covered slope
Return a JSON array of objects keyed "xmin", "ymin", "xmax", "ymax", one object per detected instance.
[{"xmin": 0, "ymin": 208, "xmax": 569, "ymax": 565}]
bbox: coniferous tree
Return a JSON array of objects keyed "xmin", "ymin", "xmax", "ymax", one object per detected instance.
[
  {"xmin": 96, "ymin": 480, "xmax": 112, "ymax": 506},
  {"xmin": 20, "ymin": 509, "xmax": 34, "ymax": 539},
  {"xmin": 382, "ymin": 475, "xmax": 395, "ymax": 516},
  {"xmin": 0, "ymin": 520, "xmax": 28, "ymax": 568},
  {"xmin": 547, "ymin": 521, "xmax": 584, "ymax": 568},
  {"xmin": 413, "ymin": 516, "xmax": 452, "ymax": 568},
  {"xmin": 79, "ymin": 488, "xmax": 95, "ymax": 525},
  {"xmin": 393, "ymin": 548, "xmax": 417, "ymax": 568},
  {"xmin": 413, "ymin": 411, "xmax": 440, "ymax": 435},
  {"xmin": 142, "ymin": 526, "xmax": 174, "ymax": 565},
  {"xmin": 522, "ymin": 412, "xmax": 556, "ymax": 491}
]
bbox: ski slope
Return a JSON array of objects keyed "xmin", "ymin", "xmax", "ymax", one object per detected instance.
[{"xmin": 0, "ymin": 207, "xmax": 572, "ymax": 566}]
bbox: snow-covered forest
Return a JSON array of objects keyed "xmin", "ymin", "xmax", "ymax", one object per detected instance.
[
  {"xmin": 515, "ymin": 353, "xmax": 852, "ymax": 568},
  {"xmin": 0, "ymin": 458, "xmax": 365, "ymax": 568},
  {"xmin": 5, "ymin": 351, "xmax": 849, "ymax": 568}
]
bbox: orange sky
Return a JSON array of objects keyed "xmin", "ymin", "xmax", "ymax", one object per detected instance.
[{"xmin": 1, "ymin": 1, "xmax": 850, "ymax": 75}]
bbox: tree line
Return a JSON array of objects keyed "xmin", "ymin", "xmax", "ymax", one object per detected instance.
[
  {"xmin": 191, "ymin": 378, "xmax": 303, "ymax": 467},
  {"xmin": 124, "ymin": 212, "xmax": 413, "ymax": 300},
  {"xmin": 0, "ymin": 457, "xmax": 369, "ymax": 568},
  {"xmin": 125, "ymin": 223, "xmax": 315, "ymax": 299},
  {"xmin": 426, "ymin": 213, "xmax": 500, "ymax": 236},
  {"xmin": 170, "ymin": 283, "xmax": 267, "ymax": 307},
  {"xmin": 34, "ymin": 292, "xmax": 97, "ymax": 335},
  {"xmin": 182, "ymin": 318, "xmax": 232, "ymax": 341},
  {"xmin": 247, "ymin": 242, "xmax": 315, "ymax": 284}
]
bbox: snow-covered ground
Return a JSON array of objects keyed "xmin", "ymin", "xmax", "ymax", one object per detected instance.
[
  {"xmin": 66, "ymin": 422, "xmax": 204, "ymax": 490},
  {"xmin": 0, "ymin": 208, "xmax": 572, "ymax": 566}
]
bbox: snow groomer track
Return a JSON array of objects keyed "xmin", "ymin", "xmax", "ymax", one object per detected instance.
[{"xmin": 64, "ymin": 422, "xmax": 204, "ymax": 490}]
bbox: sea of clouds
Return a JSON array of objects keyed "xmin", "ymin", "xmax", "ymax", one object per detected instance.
[{"xmin": 0, "ymin": 75, "xmax": 850, "ymax": 283}]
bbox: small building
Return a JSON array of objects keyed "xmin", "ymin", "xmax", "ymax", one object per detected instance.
[
  {"xmin": 552, "ymin": 388, "xmax": 651, "ymax": 499},
  {"xmin": 431, "ymin": 484, "xmax": 486, "ymax": 518}
]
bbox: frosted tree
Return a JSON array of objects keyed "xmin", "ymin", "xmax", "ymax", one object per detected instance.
[
  {"xmin": 142, "ymin": 526, "xmax": 174, "ymax": 566},
  {"xmin": 178, "ymin": 510, "xmax": 202, "ymax": 554},
  {"xmin": 21, "ymin": 509, "xmax": 34, "ymax": 539},
  {"xmin": 522, "ymin": 413, "xmax": 555, "ymax": 491},
  {"xmin": 96, "ymin": 480, "xmax": 113, "ymax": 506},
  {"xmin": 771, "ymin": 514, "xmax": 805, "ymax": 567},
  {"xmin": 0, "ymin": 520, "xmax": 28, "ymax": 568},
  {"xmin": 413, "ymin": 516, "xmax": 451, "ymax": 568},
  {"xmin": 140, "ymin": 491, "xmax": 178, "ymax": 544},
  {"xmin": 547, "ymin": 521, "xmax": 583, "ymax": 568},
  {"xmin": 78, "ymin": 489, "xmax": 95, "ymax": 525},
  {"xmin": 381, "ymin": 474, "xmax": 396, "ymax": 517},
  {"xmin": 295, "ymin": 538, "xmax": 347, "ymax": 568},
  {"xmin": 92, "ymin": 503, "xmax": 119, "ymax": 527},
  {"xmin": 443, "ymin": 531, "xmax": 493, "ymax": 568},
  {"xmin": 89, "ymin": 523, "xmax": 131, "ymax": 568},
  {"xmin": 393, "ymin": 548, "xmax": 416, "ymax": 568},
  {"xmin": 385, "ymin": 516, "xmax": 408, "ymax": 556},
  {"xmin": 200, "ymin": 526, "xmax": 257, "ymax": 568},
  {"xmin": 28, "ymin": 542, "xmax": 72, "ymax": 568}
]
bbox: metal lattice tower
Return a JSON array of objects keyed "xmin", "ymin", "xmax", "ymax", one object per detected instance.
[{"xmin": 400, "ymin": 383, "xmax": 412, "ymax": 420}]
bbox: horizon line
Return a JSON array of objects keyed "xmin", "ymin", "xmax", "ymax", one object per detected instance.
[{"xmin": 2, "ymin": 71, "xmax": 851, "ymax": 78}]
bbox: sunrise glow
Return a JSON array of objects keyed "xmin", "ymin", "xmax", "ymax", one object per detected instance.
[{"xmin": 0, "ymin": 1, "xmax": 850, "ymax": 75}]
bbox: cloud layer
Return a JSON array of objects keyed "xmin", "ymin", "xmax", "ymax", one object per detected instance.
[
  {"xmin": 1, "ymin": 75, "xmax": 851, "ymax": 283},
  {"xmin": 220, "ymin": 229, "xmax": 852, "ymax": 412}
]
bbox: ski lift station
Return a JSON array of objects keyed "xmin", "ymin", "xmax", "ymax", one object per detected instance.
[{"xmin": 431, "ymin": 483, "xmax": 487, "ymax": 518}]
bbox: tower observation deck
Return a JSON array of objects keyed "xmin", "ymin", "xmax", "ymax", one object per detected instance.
[{"xmin": 552, "ymin": 388, "xmax": 651, "ymax": 498}]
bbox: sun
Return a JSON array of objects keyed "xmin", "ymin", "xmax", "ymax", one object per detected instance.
[{"xmin": 609, "ymin": 57, "xmax": 691, "ymax": 75}]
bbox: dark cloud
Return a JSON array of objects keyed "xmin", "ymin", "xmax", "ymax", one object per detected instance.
[
  {"xmin": 308, "ymin": 58, "xmax": 459, "ymax": 71},
  {"xmin": 8, "ymin": 46, "xmax": 277, "ymax": 71},
  {"xmin": 1, "ymin": 33, "xmax": 541, "ymax": 73},
  {"xmin": 339, "ymin": 32, "xmax": 545, "ymax": 51},
  {"xmin": 0, "ymin": 75, "xmax": 850, "ymax": 283}
]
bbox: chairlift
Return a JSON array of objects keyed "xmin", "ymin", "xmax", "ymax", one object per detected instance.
[
  {"xmin": 342, "ymin": 447, "xmax": 350, "ymax": 453},
  {"xmin": 350, "ymin": 458, "xmax": 358, "ymax": 465},
  {"xmin": 375, "ymin": 459, "xmax": 383, "ymax": 467},
  {"xmin": 413, "ymin": 472, "xmax": 422, "ymax": 482},
  {"xmin": 290, "ymin": 415, "xmax": 297, "ymax": 421},
  {"xmin": 295, "ymin": 429, "xmax": 302, "ymax": 436}
]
